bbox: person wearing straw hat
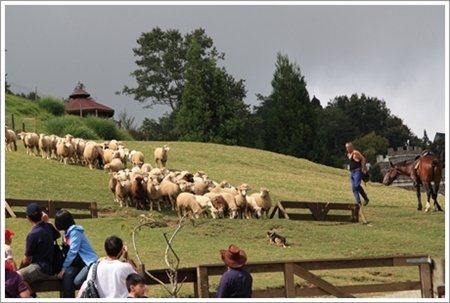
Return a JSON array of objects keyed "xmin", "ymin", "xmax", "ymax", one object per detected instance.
[{"xmin": 216, "ymin": 244, "xmax": 253, "ymax": 298}]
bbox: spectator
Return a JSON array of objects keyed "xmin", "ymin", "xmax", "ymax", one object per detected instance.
[
  {"xmin": 54, "ymin": 209, "xmax": 98, "ymax": 298},
  {"xmin": 84, "ymin": 235, "xmax": 137, "ymax": 298},
  {"xmin": 17, "ymin": 203, "xmax": 60, "ymax": 295},
  {"xmin": 216, "ymin": 244, "xmax": 253, "ymax": 298},
  {"xmin": 5, "ymin": 260, "xmax": 31, "ymax": 298},
  {"xmin": 5, "ymin": 228, "xmax": 16, "ymax": 271},
  {"xmin": 126, "ymin": 273, "xmax": 148, "ymax": 298}
]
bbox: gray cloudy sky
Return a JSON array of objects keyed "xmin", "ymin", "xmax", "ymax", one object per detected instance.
[{"xmin": 3, "ymin": 2, "xmax": 447, "ymax": 139}]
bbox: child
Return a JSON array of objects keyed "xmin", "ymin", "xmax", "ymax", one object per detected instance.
[
  {"xmin": 5, "ymin": 228, "xmax": 16, "ymax": 271},
  {"xmin": 126, "ymin": 273, "xmax": 148, "ymax": 298}
]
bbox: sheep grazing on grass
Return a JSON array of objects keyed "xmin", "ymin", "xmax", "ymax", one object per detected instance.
[
  {"xmin": 104, "ymin": 158, "xmax": 125, "ymax": 173},
  {"xmin": 154, "ymin": 144, "xmax": 170, "ymax": 168},
  {"xmin": 250, "ymin": 187, "xmax": 272, "ymax": 219},
  {"xmin": 5, "ymin": 127, "xmax": 17, "ymax": 151}
]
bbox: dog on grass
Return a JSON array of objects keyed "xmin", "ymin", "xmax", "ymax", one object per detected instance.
[{"xmin": 267, "ymin": 231, "xmax": 287, "ymax": 248}]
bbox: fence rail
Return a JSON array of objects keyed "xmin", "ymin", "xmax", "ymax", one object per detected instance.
[
  {"xmin": 270, "ymin": 201, "xmax": 360, "ymax": 222},
  {"xmin": 27, "ymin": 255, "xmax": 440, "ymax": 298},
  {"xmin": 5, "ymin": 198, "xmax": 98, "ymax": 218}
]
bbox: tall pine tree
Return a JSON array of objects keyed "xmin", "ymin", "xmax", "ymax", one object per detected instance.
[{"xmin": 256, "ymin": 53, "xmax": 323, "ymax": 160}]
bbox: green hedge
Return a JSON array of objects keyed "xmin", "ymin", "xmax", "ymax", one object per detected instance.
[
  {"xmin": 38, "ymin": 97, "xmax": 65, "ymax": 116},
  {"xmin": 45, "ymin": 115, "xmax": 132, "ymax": 140}
]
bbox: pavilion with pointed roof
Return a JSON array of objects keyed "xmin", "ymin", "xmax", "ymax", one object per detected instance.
[{"xmin": 65, "ymin": 83, "xmax": 115, "ymax": 118}]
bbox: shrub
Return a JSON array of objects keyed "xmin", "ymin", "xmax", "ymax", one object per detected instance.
[
  {"xmin": 63, "ymin": 125, "xmax": 99, "ymax": 140},
  {"xmin": 38, "ymin": 97, "xmax": 66, "ymax": 116},
  {"xmin": 84, "ymin": 116, "xmax": 132, "ymax": 140},
  {"xmin": 45, "ymin": 116, "xmax": 81, "ymax": 137}
]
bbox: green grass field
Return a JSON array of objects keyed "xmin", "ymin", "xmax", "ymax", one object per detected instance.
[{"xmin": 4, "ymin": 139, "xmax": 445, "ymax": 298}]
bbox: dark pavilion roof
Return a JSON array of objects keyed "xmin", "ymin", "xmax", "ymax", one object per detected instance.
[{"xmin": 65, "ymin": 83, "xmax": 114, "ymax": 117}]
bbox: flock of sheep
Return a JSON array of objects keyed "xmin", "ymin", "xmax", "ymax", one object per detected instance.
[{"xmin": 5, "ymin": 127, "xmax": 273, "ymax": 220}]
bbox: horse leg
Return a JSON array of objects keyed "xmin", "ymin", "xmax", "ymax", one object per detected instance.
[
  {"xmin": 416, "ymin": 184, "xmax": 422, "ymax": 211},
  {"xmin": 424, "ymin": 183, "xmax": 432, "ymax": 212},
  {"xmin": 432, "ymin": 182, "xmax": 443, "ymax": 212}
]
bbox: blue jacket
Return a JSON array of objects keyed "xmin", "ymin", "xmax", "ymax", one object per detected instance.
[{"xmin": 63, "ymin": 225, "xmax": 98, "ymax": 270}]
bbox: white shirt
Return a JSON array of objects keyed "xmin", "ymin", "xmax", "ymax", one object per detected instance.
[
  {"xmin": 5, "ymin": 244, "xmax": 13, "ymax": 260},
  {"xmin": 86, "ymin": 259, "xmax": 136, "ymax": 298}
]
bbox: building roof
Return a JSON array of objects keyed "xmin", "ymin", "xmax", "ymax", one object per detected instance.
[{"xmin": 65, "ymin": 83, "xmax": 115, "ymax": 117}]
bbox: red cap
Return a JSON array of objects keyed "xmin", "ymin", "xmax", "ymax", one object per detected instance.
[{"xmin": 5, "ymin": 228, "xmax": 15, "ymax": 241}]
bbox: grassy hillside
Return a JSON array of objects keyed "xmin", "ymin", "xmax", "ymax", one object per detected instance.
[
  {"xmin": 5, "ymin": 94, "xmax": 53, "ymax": 133},
  {"xmin": 4, "ymin": 140, "xmax": 445, "ymax": 297}
]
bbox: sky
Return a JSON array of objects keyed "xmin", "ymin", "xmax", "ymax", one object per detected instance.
[{"xmin": 2, "ymin": 1, "xmax": 448, "ymax": 140}]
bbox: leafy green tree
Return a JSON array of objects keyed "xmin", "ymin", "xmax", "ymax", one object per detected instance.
[
  {"xmin": 121, "ymin": 27, "xmax": 223, "ymax": 111},
  {"xmin": 255, "ymin": 53, "xmax": 324, "ymax": 161},
  {"xmin": 353, "ymin": 132, "xmax": 389, "ymax": 165},
  {"xmin": 176, "ymin": 37, "xmax": 249, "ymax": 144},
  {"xmin": 117, "ymin": 110, "xmax": 136, "ymax": 131}
]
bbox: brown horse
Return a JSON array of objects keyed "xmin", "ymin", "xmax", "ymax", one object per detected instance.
[{"xmin": 383, "ymin": 154, "xmax": 443, "ymax": 212}]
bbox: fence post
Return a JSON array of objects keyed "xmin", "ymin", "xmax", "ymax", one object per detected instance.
[
  {"xmin": 197, "ymin": 266, "xmax": 209, "ymax": 298},
  {"xmin": 284, "ymin": 262, "xmax": 295, "ymax": 298},
  {"xmin": 419, "ymin": 263, "xmax": 433, "ymax": 298},
  {"xmin": 11, "ymin": 113, "xmax": 15, "ymax": 130},
  {"xmin": 431, "ymin": 257, "xmax": 445, "ymax": 298}
]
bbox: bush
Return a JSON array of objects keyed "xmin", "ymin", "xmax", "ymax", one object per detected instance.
[
  {"xmin": 38, "ymin": 97, "xmax": 66, "ymax": 116},
  {"xmin": 84, "ymin": 116, "xmax": 132, "ymax": 140},
  {"xmin": 45, "ymin": 116, "xmax": 81, "ymax": 136},
  {"xmin": 63, "ymin": 125, "xmax": 99, "ymax": 140}
]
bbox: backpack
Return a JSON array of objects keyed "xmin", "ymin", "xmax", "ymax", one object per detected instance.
[
  {"xmin": 80, "ymin": 260, "xmax": 100, "ymax": 298},
  {"xmin": 52, "ymin": 240, "xmax": 65, "ymax": 275}
]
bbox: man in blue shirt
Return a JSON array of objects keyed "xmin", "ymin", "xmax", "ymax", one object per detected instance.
[
  {"xmin": 216, "ymin": 244, "xmax": 253, "ymax": 298},
  {"xmin": 17, "ymin": 203, "xmax": 60, "ymax": 293}
]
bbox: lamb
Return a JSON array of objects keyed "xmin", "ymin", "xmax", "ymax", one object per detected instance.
[
  {"xmin": 154, "ymin": 144, "xmax": 170, "ymax": 168},
  {"xmin": 104, "ymin": 158, "xmax": 125, "ymax": 173},
  {"xmin": 129, "ymin": 150, "xmax": 145, "ymax": 168},
  {"xmin": 250, "ymin": 188, "xmax": 272, "ymax": 219},
  {"xmin": 5, "ymin": 128, "xmax": 17, "ymax": 151}
]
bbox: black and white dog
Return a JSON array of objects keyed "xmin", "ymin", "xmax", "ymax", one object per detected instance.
[{"xmin": 267, "ymin": 231, "xmax": 287, "ymax": 248}]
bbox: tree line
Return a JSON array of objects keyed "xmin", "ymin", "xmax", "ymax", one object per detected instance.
[{"xmin": 120, "ymin": 27, "xmax": 440, "ymax": 174}]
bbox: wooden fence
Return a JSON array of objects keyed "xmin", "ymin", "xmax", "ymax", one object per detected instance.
[
  {"xmin": 5, "ymin": 198, "xmax": 98, "ymax": 219},
  {"xmin": 28, "ymin": 255, "xmax": 442, "ymax": 298},
  {"xmin": 269, "ymin": 201, "xmax": 360, "ymax": 222}
]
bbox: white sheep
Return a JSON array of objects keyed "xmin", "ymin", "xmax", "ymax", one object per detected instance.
[
  {"xmin": 234, "ymin": 183, "xmax": 250, "ymax": 219},
  {"xmin": 103, "ymin": 149, "xmax": 120, "ymax": 165},
  {"xmin": 115, "ymin": 179, "xmax": 131, "ymax": 207},
  {"xmin": 129, "ymin": 150, "xmax": 145, "ymax": 168},
  {"xmin": 38, "ymin": 134, "xmax": 52, "ymax": 159},
  {"xmin": 5, "ymin": 128, "xmax": 17, "ymax": 151},
  {"xmin": 56, "ymin": 139, "xmax": 75, "ymax": 165},
  {"xmin": 104, "ymin": 158, "xmax": 125, "ymax": 173},
  {"xmin": 19, "ymin": 132, "xmax": 40, "ymax": 156},
  {"xmin": 205, "ymin": 192, "xmax": 238, "ymax": 219},
  {"xmin": 146, "ymin": 178, "xmax": 162, "ymax": 211},
  {"xmin": 159, "ymin": 173, "xmax": 186, "ymax": 210},
  {"xmin": 154, "ymin": 144, "xmax": 170, "ymax": 168},
  {"xmin": 176, "ymin": 192, "xmax": 204, "ymax": 219},
  {"xmin": 83, "ymin": 141, "xmax": 103, "ymax": 170},
  {"xmin": 250, "ymin": 188, "xmax": 272, "ymax": 219}
]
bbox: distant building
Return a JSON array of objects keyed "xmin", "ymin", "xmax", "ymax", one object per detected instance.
[{"xmin": 65, "ymin": 83, "xmax": 115, "ymax": 118}]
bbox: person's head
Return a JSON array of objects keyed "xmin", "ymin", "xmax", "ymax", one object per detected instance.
[
  {"xmin": 126, "ymin": 273, "xmax": 147, "ymax": 297},
  {"xmin": 345, "ymin": 142, "xmax": 354, "ymax": 153},
  {"xmin": 220, "ymin": 244, "xmax": 247, "ymax": 269},
  {"xmin": 26, "ymin": 203, "xmax": 43, "ymax": 223},
  {"xmin": 5, "ymin": 228, "xmax": 15, "ymax": 245},
  {"xmin": 54, "ymin": 209, "xmax": 76, "ymax": 231},
  {"xmin": 104, "ymin": 235, "xmax": 124, "ymax": 258}
]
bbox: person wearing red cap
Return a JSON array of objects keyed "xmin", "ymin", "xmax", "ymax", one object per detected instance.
[
  {"xmin": 5, "ymin": 228, "xmax": 17, "ymax": 271},
  {"xmin": 216, "ymin": 244, "xmax": 253, "ymax": 298}
]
